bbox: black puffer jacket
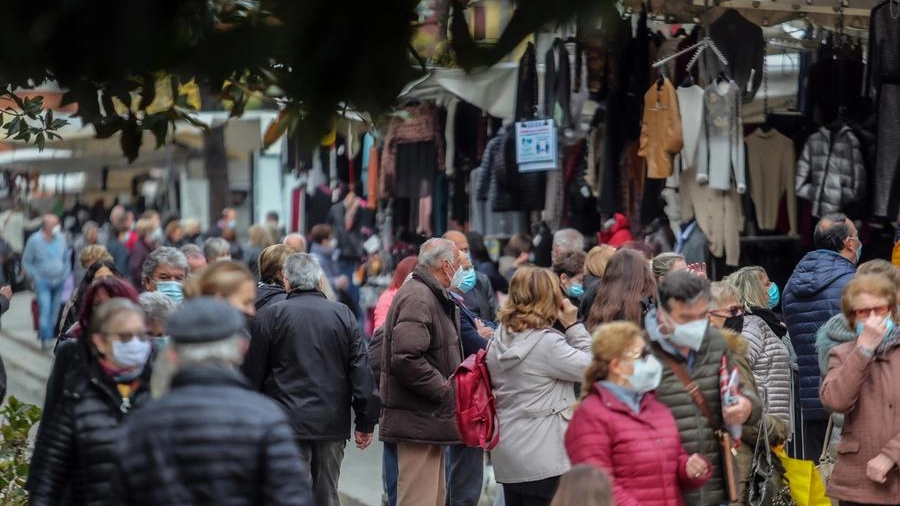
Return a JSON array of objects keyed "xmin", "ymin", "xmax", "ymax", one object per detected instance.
[
  {"xmin": 112, "ymin": 366, "xmax": 313, "ymax": 506},
  {"xmin": 243, "ymin": 289, "xmax": 380, "ymax": 439},
  {"xmin": 255, "ymin": 282, "xmax": 287, "ymax": 312},
  {"xmin": 27, "ymin": 341, "xmax": 151, "ymax": 506}
]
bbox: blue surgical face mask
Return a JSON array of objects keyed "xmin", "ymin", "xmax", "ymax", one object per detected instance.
[
  {"xmin": 112, "ymin": 338, "xmax": 152, "ymax": 368},
  {"xmin": 567, "ymin": 283, "xmax": 584, "ymax": 299},
  {"xmin": 627, "ymin": 355, "xmax": 663, "ymax": 394},
  {"xmin": 856, "ymin": 317, "xmax": 896, "ymax": 341},
  {"xmin": 458, "ymin": 268, "xmax": 477, "ymax": 293},
  {"xmin": 157, "ymin": 281, "xmax": 184, "ymax": 305},
  {"xmin": 767, "ymin": 282, "xmax": 781, "ymax": 310},
  {"xmin": 448, "ymin": 263, "xmax": 466, "ymax": 290}
]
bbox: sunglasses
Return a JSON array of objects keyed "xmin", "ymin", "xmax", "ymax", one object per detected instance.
[
  {"xmin": 852, "ymin": 305, "xmax": 891, "ymax": 319},
  {"xmin": 624, "ymin": 346, "xmax": 652, "ymax": 361},
  {"xmin": 710, "ymin": 306, "xmax": 744, "ymax": 318}
]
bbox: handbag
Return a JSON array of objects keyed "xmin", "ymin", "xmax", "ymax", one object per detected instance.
[
  {"xmin": 774, "ymin": 446, "xmax": 832, "ymax": 506},
  {"xmin": 747, "ymin": 415, "xmax": 796, "ymax": 506},
  {"xmin": 816, "ymin": 415, "xmax": 835, "ymax": 485},
  {"xmin": 656, "ymin": 349, "xmax": 740, "ymax": 502}
]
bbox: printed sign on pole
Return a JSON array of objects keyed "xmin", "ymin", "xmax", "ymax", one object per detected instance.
[{"xmin": 515, "ymin": 119, "xmax": 558, "ymax": 172}]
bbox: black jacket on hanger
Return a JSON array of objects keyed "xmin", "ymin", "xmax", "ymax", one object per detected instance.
[{"xmin": 705, "ymin": 9, "xmax": 765, "ymax": 103}]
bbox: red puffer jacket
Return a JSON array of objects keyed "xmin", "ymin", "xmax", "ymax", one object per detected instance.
[{"xmin": 565, "ymin": 383, "xmax": 711, "ymax": 506}]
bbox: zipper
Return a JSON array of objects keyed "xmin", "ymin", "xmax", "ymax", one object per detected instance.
[
  {"xmin": 813, "ymin": 131, "xmax": 838, "ymax": 213},
  {"xmin": 91, "ymin": 376, "xmax": 131, "ymax": 415}
]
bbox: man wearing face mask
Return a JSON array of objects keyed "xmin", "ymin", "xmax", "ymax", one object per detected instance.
[
  {"xmin": 379, "ymin": 238, "xmax": 465, "ymax": 506},
  {"xmin": 23, "ymin": 214, "xmax": 70, "ymax": 347},
  {"xmin": 782, "ymin": 212, "xmax": 858, "ymax": 460},
  {"xmin": 646, "ymin": 271, "xmax": 760, "ymax": 506},
  {"xmin": 207, "ymin": 207, "xmax": 237, "ymax": 239},
  {"xmin": 141, "ymin": 247, "xmax": 188, "ymax": 306},
  {"xmin": 443, "ymin": 231, "xmax": 498, "ymax": 322}
]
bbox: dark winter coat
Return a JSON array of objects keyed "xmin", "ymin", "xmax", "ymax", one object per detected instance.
[
  {"xmin": 460, "ymin": 272, "xmax": 499, "ymax": 321},
  {"xmin": 647, "ymin": 311, "xmax": 762, "ymax": 506},
  {"xmin": 27, "ymin": 342, "xmax": 151, "ymax": 506},
  {"xmin": 566, "ymin": 384, "xmax": 711, "ymax": 506},
  {"xmin": 782, "ymin": 249, "xmax": 856, "ymax": 420},
  {"xmin": 127, "ymin": 238, "xmax": 153, "ymax": 288},
  {"xmin": 379, "ymin": 266, "xmax": 462, "ymax": 444},
  {"xmin": 112, "ymin": 366, "xmax": 314, "ymax": 506},
  {"xmin": 243, "ymin": 289, "xmax": 380, "ymax": 439},
  {"xmin": 254, "ymin": 282, "xmax": 287, "ymax": 312}
]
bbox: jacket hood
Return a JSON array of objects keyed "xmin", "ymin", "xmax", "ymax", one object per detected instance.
[
  {"xmin": 816, "ymin": 314, "xmax": 856, "ymax": 353},
  {"xmin": 255, "ymin": 282, "xmax": 286, "ymax": 310},
  {"xmin": 492, "ymin": 325, "xmax": 547, "ymax": 370},
  {"xmin": 788, "ymin": 250, "xmax": 856, "ymax": 298},
  {"xmin": 611, "ymin": 212, "xmax": 630, "ymax": 232},
  {"xmin": 719, "ymin": 327, "xmax": 748, "ymax": 357}
]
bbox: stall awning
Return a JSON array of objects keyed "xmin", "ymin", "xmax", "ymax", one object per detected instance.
[{"xmin": 399, "ymin": 63, "xmax": 520, "ymax": 119}]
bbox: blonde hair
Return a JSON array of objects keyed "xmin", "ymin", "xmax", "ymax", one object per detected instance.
[
  {"xmin": 498, "ymin": 266, "xmax": 562, "ymax": 333},
  {"xmin": 584, "ymin": 245, "xmax": 616, "ymax": 278},
  {"xmin": 135, "ymin": 218, "xmax": 156, "ymax": 238},
  {"xmin": 549, "ymin": 465, "xmax": 613, "ymax": 506},
  {"xmin": 579, "ymin": 321, "xmax": 643, "ymax": 401},
  {"xmin": 710, "ymin": 281, "xmax": 741, "ymax": 309},
  {"xmin": 841, "ymin": 274, "xmax": 899, "ymax": 328},
  {"xmin": 248, "ymin": 224, "xmax": 275, "ymax": 248},
  {"xmin": 727, "ymin": 266, "xmax": 769, "ymax": 310},
  {"xmin": 183, "ymin": 260, "xmax": 254, "ymax": 299},
  {"xmin": 80, "ymin": 245, "xmax": 113, "ymax": 269}
]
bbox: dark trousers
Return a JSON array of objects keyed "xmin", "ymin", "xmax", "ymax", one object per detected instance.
[
  {"xmin": 445, "ymin": 445, "xmax": 484, "ymax": 506},
  {"xmin": 383, "ymin": 442, "xmax": 398, "ymax": 506},
  {"xmin": 297, "ymin": 439, "xmax": 346, "ymax": 506},
  {"xmin": 502, "ymin": 476, "xmax": 560, "ymax": 506},
  {"xmin": 801, "ymin": 418, "xmax": 827, "ymax": 461}
]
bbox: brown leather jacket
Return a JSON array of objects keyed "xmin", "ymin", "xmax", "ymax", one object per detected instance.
[
  {"xmin": 821, "ymin": 330, "xmax": 900, "ymax": 504},
  {"xmin": 638, "ymin": 77, "xmax": 683, "ymax": 179},
  {"xmin": 378, "ymin": 266, "xmax": 463, "ymax": 445}
]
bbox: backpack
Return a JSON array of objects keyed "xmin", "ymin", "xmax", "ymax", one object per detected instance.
[{"xmin": 453, "ymin": 346, "xmax": 500, "ymax": 450}]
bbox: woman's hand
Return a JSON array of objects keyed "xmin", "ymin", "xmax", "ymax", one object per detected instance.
[
  {"xmin": 686, "ymin": 454, "xmax": 709, "ymax": 479},
  {"xmin": 866, "ymin": 453, "xmax": 894, "ymax": 483},
  {"xmin": 857, "ymin": 315, "xmax": 887, "ymax": 351},
  {"xmin": 475, "ymin": 319, "xmax": 493, "ymax": 339},
  {"xmin": 558, "ymin": 298, "xmax": 578, "ymax": 329}
]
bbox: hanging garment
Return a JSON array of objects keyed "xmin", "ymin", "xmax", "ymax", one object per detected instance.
[
  {"xmin": 585, "ymin": 124, "xmax": 605, "ymax": 197},
  {"xmin": 702, "ymin": 9, "xmax": 765, "ymax": 103},
  {"xmin": 681, "ymin": 167, "xmax": 743, "ymax": 267},
  {"xmin": 638, "ymin": 77, "xmax": 683, "ymax": 179},
  {"xmin": 544, "ymin": 39, "xmax": 573, "ymax": 131},
  {"xmin": 866, "ymin": 2, "xmax": 900, "ymax": 217},
  {"xmin": 379, "ymin": 102, "xmax": 444, "ymax": 197},
  {"xmin": 568, "ymin": 40, "xmax": 589, "ymax": 135},
  {"xmin": 795, "ymin": 125, "xmax": 866, "ymax": 217},
  {"xmin": 676, "ymin": 84, "xmax": 705, "ymax": 170},
  {"xmin": 516, "ymin": 43, "xmax": 539, "ymax": 121},
  {"xmin": 365, "ymin": 143, "xmax": 379, "ymax": 210},
  {"xmin": 745, "ymin": 128, "xmax": 797, "ymax": 234},
  {"xmin": 698, "ymin": 80, "xmax": 747, "ymax": 194},
  {"xmin": 471, "ymin": 164, "xmax": 528, "ymax": 238}
]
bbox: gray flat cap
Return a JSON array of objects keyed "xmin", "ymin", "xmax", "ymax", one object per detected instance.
[{"xmin": 167, "ymin": 297, "xmax": 245, "ymax": 344}]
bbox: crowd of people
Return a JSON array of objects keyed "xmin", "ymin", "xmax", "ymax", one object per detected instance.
[{"xmin": 7, "ymin": 201, "xmax": 900, "ymax": 506}]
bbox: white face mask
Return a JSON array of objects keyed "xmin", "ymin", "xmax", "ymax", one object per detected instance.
[
  {"xmin": 627, "ymin": 355, "xmax": 663, "ymax": 393},
  {"xmin": 112, "ymin": 338, "xmax": 152, "ymax": 368},
  {"xmin": 51, "ymin": 224, "xmax": 61, "ymax": 235},
  {"xmin": 669, "ymin": 318, "xmax": 709, "ymax": 351}
]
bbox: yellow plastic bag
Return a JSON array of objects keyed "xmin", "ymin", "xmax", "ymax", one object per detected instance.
[{"xmin": 773, "ymin": 446, "xmax": 832, "ymax": 506}]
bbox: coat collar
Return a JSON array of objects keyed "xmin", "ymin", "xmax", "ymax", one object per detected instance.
[
  {"xmin": 287, "ymin": 288, "xmax": 326, "ymax": 300},
  {"xmin": 412, "ymin": 265, "xmax": 453, "ymax": 305},
  {"xmin": 170, "ymin": 365, "xmax": 250, "ymax": 390},
  {"xmin": 591, "ymin": 382, "xmax": 656, "ymax": 416}
]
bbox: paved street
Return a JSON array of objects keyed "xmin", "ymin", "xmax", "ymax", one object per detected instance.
[{"xmin": 0, "ymin": 291, "xmax": 383, "ymax": 506}]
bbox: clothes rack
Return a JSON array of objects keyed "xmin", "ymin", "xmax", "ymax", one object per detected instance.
[{"xmin": 651, "ymin": 37, "xmax": 729, "ymax": 69}]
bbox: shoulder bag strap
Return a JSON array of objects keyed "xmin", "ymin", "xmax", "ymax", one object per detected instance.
[
  {"xmin": 654, "ymin": 343, "xmax": 719, "ymax": 429},
  {"xmin": 819, "ymin": 414, "xmax": 834, "ymax": 463}
]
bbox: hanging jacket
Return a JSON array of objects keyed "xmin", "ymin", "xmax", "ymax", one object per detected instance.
[
  {"xmin": 638, "ymin": 78, "xmax": 683, "ymax": 179},
  {"xmin": 544, "ymin": 39, "xmax": 573, "ymax": 132},
  {"xmin": 795, "ymin": 125, "xmax": 866, "ymax": 217}
]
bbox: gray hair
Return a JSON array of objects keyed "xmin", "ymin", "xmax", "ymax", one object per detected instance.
[
  {"xmin": 82, "ymin": 221, "xmax": 99, "ymax": 235},
  {"xmin": 141, "ymin": 246, "xmax": 188, "ymax": 281},
  {"xmin": 283, "ymin": 253, "xmax": 323, "ymax": 291},
  {"xmin": 418, "ymin": 238, "xmax": 457, "ymax": 270},
  {"xmin": 138, "ymin": 291, "xmax": 177, "ymax": 325},
  {"xmin": 553, "ymin": 228, "xmax": 585, "ymax": 253},
  {"xmin": 172, "ymin": 335, "xmax": 245, "ymax": 367},
  {"xmin": 180, "ymin": 243, "xmax": 204, "ymax": 260},
  {"xmin": 90, "ymin": 299, "xmax": 144, "ymax": 335},
  {"xmin": 652, "ymin": 252, "xmax": 685, "ymax": 280},
  {"xmin": 204, "ymin": 237, "xmax": 231, "ymax": 261}
]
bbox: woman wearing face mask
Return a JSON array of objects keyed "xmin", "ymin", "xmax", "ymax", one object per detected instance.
[
  {"xmin": 552, "ymin": 250, "xmax": 587, "ymax": 308},
  {"xmin": 820, "ymin": 274, "xmax": 900, "ymax": 505},
  {"xmin": 183, "ymin": 260, "xmax": 257, "ymax": 321},
  {"xmin": 486, "ymin": 266, "xmax": 592, "ymax": 506},
  {"xmin": 719, "ymin": 269, "xmax": 793, "ymax": 428},
  {"xmin": 57, "ymin": 259, "xmax": 122, "ymax": 340},
  {"xmin": 565, "ymin": 321, "xmax": 711, "ymax": 506},
  {"xmin": 28, "ymin": 298, "xmax": 153, "ymax": 506}
]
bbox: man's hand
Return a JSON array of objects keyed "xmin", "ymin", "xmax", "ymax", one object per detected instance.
[
  {"xmin": 857, "ymin": 315, "xmax": 887, "ymax": 352},
  {"xmin": 722, "ymin": 394, "xmax": 752, "ymax": 426},
  {"xmin": 354, "ymin": 431, "xmax": 373, "ymax": 450},
  {"xmin": 558, "ymin": 298, "xmax": 578, "ymax": 329},
  {"xmin": 867, "ymin": 453, "xmax": 894, "ymax": 483},
  {"xmin": 0, "ymin": 285, "xmax": 12, "ymax": 300},
  {"xmin": 685, "ymin": 453, "xmax": 709, "ymax": 479}
]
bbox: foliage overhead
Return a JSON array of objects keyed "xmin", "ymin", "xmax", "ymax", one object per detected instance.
[{"xmin": 0, "ymin": 0, "xmax": 595, "ymax": 161}]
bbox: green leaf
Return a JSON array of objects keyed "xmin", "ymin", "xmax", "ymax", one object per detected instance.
[
  {"xmin": 138, "ymin": 73, "xmax": 156, "ymax": 110},
  {"xmin": 35, "ymin": 132, "xmax": 45, "ymax": 150}
]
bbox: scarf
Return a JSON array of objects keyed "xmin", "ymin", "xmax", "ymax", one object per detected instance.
[{"xmin": 749, "ymin": 307, "xmax": 788, "ymax": 338}]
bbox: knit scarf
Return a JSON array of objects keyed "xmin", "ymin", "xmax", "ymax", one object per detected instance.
[{"xmin": 749, "ymin": 307, "xmax": 788, "ymax": 338}]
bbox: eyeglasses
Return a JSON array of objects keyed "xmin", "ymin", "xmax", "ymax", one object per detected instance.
[
  {"xmin": 710, "ymin": 306, "xmax": 744, "ymax": 318},
  {"xmin": 104, "ymin": 332, "xmax": 149, "ymax": 342},
  {"xmin": 852, "ymin": 305, "xmax": 891, "ymax": 319},
  {"xmin": 624, "ymin": 346, "xmax": 652, "ymax": 361}
]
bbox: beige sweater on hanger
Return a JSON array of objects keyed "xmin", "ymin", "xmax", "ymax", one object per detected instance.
[{"xmin": 745, "ymin": 128, "xmax": 797, "ymax": 235}]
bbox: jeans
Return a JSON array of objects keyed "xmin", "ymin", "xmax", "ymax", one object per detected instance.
[
  {"xmin": 297, "ymin": 439, "xmax": 346, "ymax": 506},
  {"xmin": 36, "ymin": 279, "xmax": 64, "ymax": 341},
  {"xmin": 445, "ymin": 445, "xmax": 484, "ymax": 506},
  {"xmin": 383, "ymin": 442, "xmax": 398, "ymax": 506}
]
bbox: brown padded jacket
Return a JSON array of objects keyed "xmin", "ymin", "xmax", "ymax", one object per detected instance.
[{"xmin": 639, "ymin": 77, "xmax": 683, "ymax": 179}]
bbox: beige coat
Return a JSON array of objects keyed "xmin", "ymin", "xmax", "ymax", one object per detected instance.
[{"xmin": 639, "ymin": 78, "xmax": 684, "ymax": 179}]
